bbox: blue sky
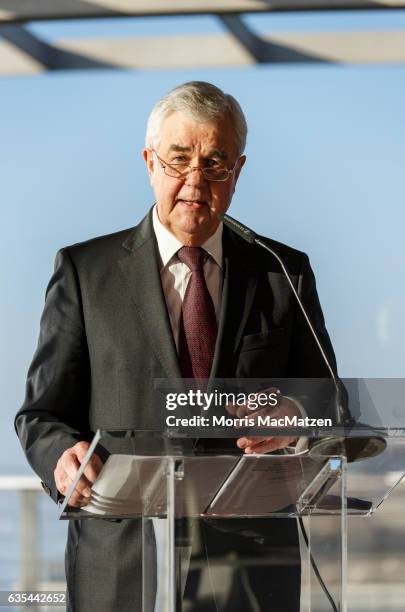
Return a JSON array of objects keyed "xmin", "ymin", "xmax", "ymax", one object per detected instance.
[{"xmin": 1, "ymin": 12, "xmax": 405, "ymax": 471}]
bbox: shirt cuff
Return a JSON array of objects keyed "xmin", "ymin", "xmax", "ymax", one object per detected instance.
[{"xmin": 284, "ymin": 396, "xmax": 309, "ymax": 454}]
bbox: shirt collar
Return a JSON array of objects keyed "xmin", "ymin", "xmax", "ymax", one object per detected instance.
[{"xmin": 152, "ymin": 204, "xmax": 223, "ymax": 270}]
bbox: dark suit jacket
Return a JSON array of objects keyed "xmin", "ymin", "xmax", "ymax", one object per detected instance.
[{"xmin": 15, "ymin": 208, "xmax": 336, "ymax": 611}]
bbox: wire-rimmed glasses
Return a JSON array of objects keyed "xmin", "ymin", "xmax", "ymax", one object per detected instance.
[{"xmin": 151, "ymin": 149, "xmax": 238, "ymax": 182}]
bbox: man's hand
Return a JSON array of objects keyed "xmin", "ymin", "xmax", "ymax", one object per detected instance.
[
  {"xmin": 54, "ymin": 441, "xmax": 103, "ymax": 507},
  {"xmin": 226, "ymin": 388, "xmax": 300, "ymax": 454}
]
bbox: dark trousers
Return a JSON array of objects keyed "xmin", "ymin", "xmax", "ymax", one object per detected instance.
[{"xmin": 183, "ymin": 518, "xmax": 301, "ymax": 612}]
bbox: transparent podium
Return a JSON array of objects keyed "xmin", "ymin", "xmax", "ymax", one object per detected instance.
[{"xmin": 59, "ymin": 428, "xmax": 405, "ymax": 612}]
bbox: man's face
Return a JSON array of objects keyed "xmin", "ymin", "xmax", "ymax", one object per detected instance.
[{"xmin": 143, "ymin": 111, "xmax": 246, "ymax": 246}]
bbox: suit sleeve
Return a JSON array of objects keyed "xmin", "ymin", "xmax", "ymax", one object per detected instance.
[
  {"xmin": 289, "ymin": 253, "xmax": 337, "ymax": 378},
  {"xmin": 15, "ymin": 249, "xmax": 91, "ymax": 502}
]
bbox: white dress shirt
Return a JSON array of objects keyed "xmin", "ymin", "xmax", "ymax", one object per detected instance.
[
  {"xmin": 152, "ymin": 204, "xmax": 223, "ymax": 349},
  {"xmin": 151, "ymin": 206, "xmax": 225, "ymax": 610}
]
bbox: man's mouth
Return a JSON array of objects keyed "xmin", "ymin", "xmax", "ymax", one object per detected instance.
[{"xmin": 177, "ymin": 199, "xmax": 208, "ymax": 209}]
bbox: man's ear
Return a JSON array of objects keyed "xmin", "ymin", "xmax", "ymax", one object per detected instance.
[
  {"xmin": 232, "ymin": 155, "xmax": 246, "ymax": 193},
  {"xmin": 235, "ymin": 155, "xmax": 246, "ymax": 181},
  {"xmin": 142, "ymin": 148, "xmax": 154, "ymax": 182}
]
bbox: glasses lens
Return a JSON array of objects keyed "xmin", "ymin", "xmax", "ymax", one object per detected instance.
[
  {"xmin": 202, "ymin": 168, "xmax": 229, "ymax": 181},
  {"xmin": 163, "ymin": 163, "xmax": 230, "ymax": 181},
  {"xmin": 164, "ymin": 163, "xmax": 189, "ymax": 178}
]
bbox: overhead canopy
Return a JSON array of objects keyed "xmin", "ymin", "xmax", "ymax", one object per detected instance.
[
  {"xmin": 1, "ymin": 0, "xmax": 404, "ymax": 75},
  {"xmin": 1, "ymin": 0, "xmax": 404, "ymax": 22}
]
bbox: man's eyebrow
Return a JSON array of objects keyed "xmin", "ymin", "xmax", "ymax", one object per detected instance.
[
  {"xmin": 167, "ymin": 145, "xmax": 228, "ymax": 160},
  {"xmin": 209, "ymin": 149, "xmax": 228, "ymax": 161},
  {"xmin": 168, "ymin": 145, "xmax": 191, "ymax": 153}
]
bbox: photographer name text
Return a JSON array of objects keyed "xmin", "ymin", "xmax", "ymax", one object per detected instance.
[{"xmin": 166, "ymin": 415, "xmax": 332, "ymax": 427}]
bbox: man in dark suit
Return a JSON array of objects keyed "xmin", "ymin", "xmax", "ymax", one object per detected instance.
[{"xmin": 15, "ymin": 81, "xmax": 336, "ymax": 611}]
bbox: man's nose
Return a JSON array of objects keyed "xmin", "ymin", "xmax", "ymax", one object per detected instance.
[{"xmin": 184, "ymin": 167, "xmax": 207, "ymax": 186}]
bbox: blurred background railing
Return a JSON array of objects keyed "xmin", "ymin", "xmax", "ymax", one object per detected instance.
[
  {"xmin": 1, "ymin": 475, "xmax": 405, "ymax": 610},
  {"xmin": 0, "ymin": 477, "xmax": 66, "ymax": 612}
]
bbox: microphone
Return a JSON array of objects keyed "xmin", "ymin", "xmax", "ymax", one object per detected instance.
[{"xmin": 220, "ymin": 213, "xmax": 386, "ymax": 462}]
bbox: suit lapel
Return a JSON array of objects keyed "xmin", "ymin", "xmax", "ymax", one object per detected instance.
[
  {"xmin": 118, "ymin": 211, "xmax": 182, "ymax": 380},
  {"xmin": 211, "ymin": 227, "xmax": 258, "ymax": 378}
]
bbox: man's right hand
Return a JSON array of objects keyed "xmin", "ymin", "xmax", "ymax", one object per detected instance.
[{"xmin": 54, "ymin": 441, "xmax": 103, "ymax": 507}]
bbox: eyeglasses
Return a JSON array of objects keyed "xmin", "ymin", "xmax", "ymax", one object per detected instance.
[{"xmin": 151, "ymin": 149, "xmax": 237, "ymax": 182}]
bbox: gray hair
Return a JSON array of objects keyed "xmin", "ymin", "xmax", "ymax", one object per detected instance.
[{"xmin": 145, "ymin": 81, "xmax": 247, "ymax": 156}]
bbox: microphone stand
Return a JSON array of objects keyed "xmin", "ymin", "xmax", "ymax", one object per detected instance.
[{"xmin": 220, "ymin": 213, "xmax": 386, "ymax": 462}]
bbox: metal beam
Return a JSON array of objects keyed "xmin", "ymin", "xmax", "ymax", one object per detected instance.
[
  {"xmin": 0, "ymin": 24, "xmax": 118, "ymax": 70},
  {"xmin": 219, "ymin": 14, "xmax": 331, "ymax": 63},
  {"xmin": 0, "ymin": 0, "xmax": 405, "ymax": 25}
]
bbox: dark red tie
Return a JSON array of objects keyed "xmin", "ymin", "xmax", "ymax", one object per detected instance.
[{"xmin": 177, "ymin": 247, "xmax": 218, "ymax": 378}]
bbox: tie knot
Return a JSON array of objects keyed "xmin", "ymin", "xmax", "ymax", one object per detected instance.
[{"xmin": 177, "ymin": 246, "xmax": 206, "ymax": 271}]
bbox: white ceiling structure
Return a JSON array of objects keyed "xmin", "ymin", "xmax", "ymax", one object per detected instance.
[{"xmin": 1, "ymin": 0, "xmax": 405, "ymax": 75}]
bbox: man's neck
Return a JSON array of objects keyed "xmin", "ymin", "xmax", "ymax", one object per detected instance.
[{"xmin": 152, "ymin": 205, "xmax": 223, "ymax": 269}]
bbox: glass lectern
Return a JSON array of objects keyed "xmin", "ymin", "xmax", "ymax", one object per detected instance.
[{"xmin": 58, "ymin": 378, "xmax": 405, "ymax": 611}]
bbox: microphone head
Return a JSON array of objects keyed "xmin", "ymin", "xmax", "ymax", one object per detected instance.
[{"xmin": 219, "ymin": 213, "xmax": 257, "ymax": 245}]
